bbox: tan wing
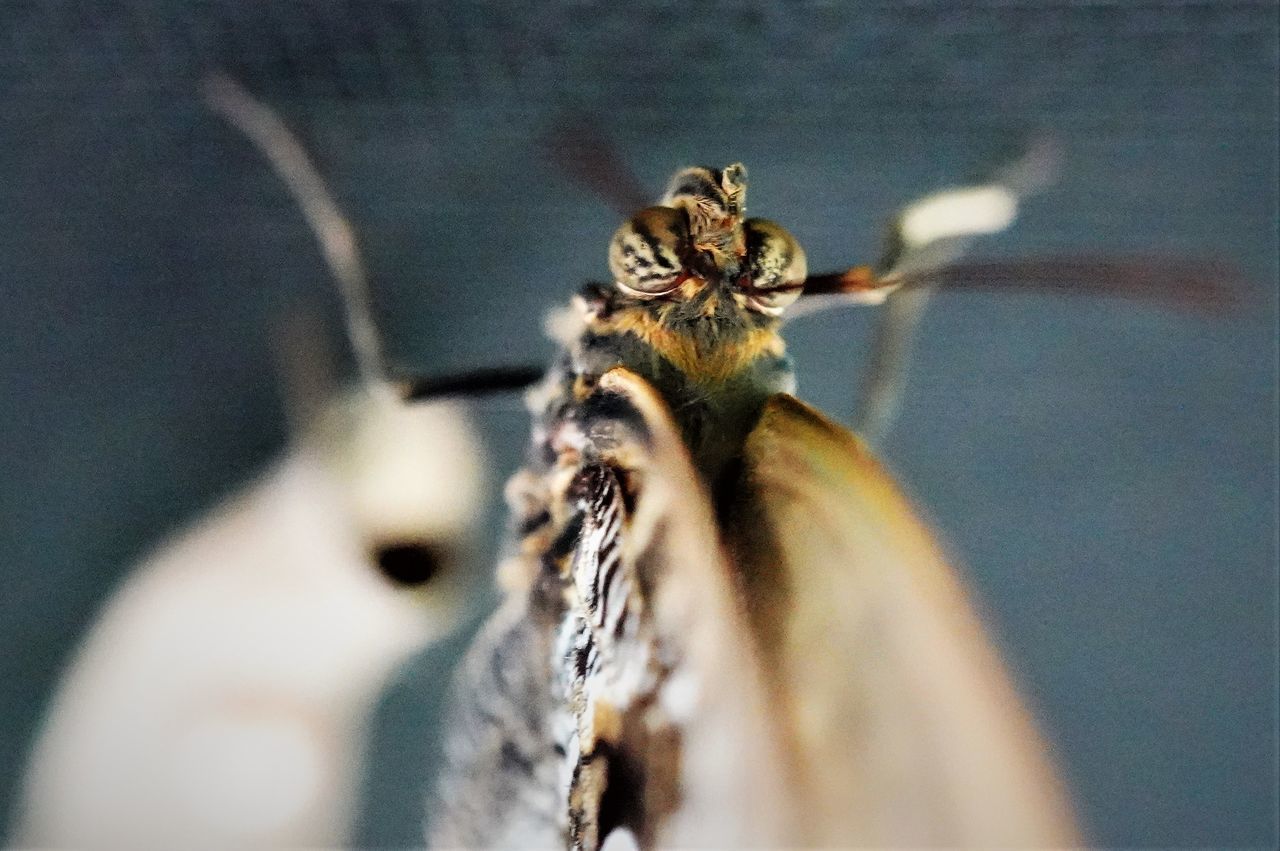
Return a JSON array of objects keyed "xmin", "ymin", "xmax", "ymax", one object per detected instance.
[{"xmin": 724, "ymin": 394, "xmax": 1079, "ymax": 847}]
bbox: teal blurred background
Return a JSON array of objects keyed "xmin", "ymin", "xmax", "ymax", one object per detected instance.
[{"xmin": 1, "ymin": 2, "xmax": 1276, "ymax": 846}]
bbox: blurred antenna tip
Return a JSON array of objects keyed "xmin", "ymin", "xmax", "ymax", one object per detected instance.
[
  {"xmin": 201, "ymin": 70, "xmax": 239, "ymax": 106},
  {"xmin": 998, "ymin": 134, "xmax": 1062, "ymax": 198}
]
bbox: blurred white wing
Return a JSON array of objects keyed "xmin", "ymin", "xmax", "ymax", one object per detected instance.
[{"xmin": 17, "ymin": 392, "xmax": 482, "ymax": 850}]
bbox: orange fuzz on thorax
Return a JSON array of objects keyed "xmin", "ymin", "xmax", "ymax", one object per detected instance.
[{"xmin": 590, "ymin": 303, "xmax": 785, "ymax": 384}]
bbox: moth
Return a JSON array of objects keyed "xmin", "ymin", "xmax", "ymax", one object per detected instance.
[
  {"xmin": 419, "ymin": 137, "xmax": 1232, "ymax": 846},
  {"xmin": 16, "ymin": 77, "xmax": 485, "ymax": 850},
  {"xmin": 191, "ymin": 77, "xmax": 1229, "ymax": 850}
]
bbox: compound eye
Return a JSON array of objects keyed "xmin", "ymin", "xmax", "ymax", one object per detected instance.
[
  {"xmin": 742, "ymin": 218, "xmax": 806, "ymax": 314},
  {"xmin": 608, "ymin": 206, "xmax": 689, "ymax": 296}
]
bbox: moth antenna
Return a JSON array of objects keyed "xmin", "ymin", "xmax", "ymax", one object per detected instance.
[
  {"xmin": 203, "ymin": 72, "xmax": 388, "ymax": 390},
  {"xmin": 268, "ymin": 306, "xmax": 341, "ymax": 442},
  {"xmin": 990, "ymin": 135, "xmax": 1061, "ymax": 199},
  {"xmin": 905, "ymin": 255, "xmax": 1245, "ymax": 314},
  {"xmin": 540, "ymin": 113, "xmax": 651, "ymax": 216}
]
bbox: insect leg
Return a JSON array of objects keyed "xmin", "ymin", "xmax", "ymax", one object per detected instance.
[
  {"xmin": 874, "ymin": 138, "xmax": 1059, "ymax": 283},
  {"xmin": 852, "ymin": 284, "xmax": 933, "ymax": 442},
  {"xmin": 850, "ymin": 141, "xmax": 1059, "ymax": 441}
]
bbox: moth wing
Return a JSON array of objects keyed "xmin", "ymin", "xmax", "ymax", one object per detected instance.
[
  {"xmin": 581, "ymin": 369, "xmax": 798, "ymax": 847},
  {"xmin": 725, "ymin": 393, "xmax": 1078, "ymax": 847},
  {"xmin": 428, "ymin": 594, "xmax": 565, "ymax": 849},
  {"xmin": 428, "ymin": 368, "xmax": 797, "ymax": 849}
]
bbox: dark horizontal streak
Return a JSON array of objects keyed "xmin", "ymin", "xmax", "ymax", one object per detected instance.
[
  {"xmin": 804, "ymin": 256, "xmax": 1250, "ymax": 314},
  {"xmin": 907, "ymin": 256, "xmax": 1249, "ymax": 313},
  {"xmin": 399, "ymin": 366, "xmax": 544, "ymax": 401}
]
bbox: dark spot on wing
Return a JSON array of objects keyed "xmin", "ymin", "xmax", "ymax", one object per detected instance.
[{"xmin": 373, "ymin": 541, "xmax": 446, "ymax": 587}]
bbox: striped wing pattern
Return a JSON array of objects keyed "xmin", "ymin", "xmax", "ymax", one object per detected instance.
[
  {"xmin": 428, "ymin": 369, "xmax": 791, "ymax": 849},
  {"xmin": 570, "ymin": 464, "xmax": 636, "ymax": 650}
]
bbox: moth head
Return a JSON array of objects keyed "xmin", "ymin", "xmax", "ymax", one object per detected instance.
[
  {"xmin": 607, "ymin": 163, "xmax": 807, "ymax": 317},
  {"xmin": 604, "ymin": 165, "xmax": 749, "ymax": 300},
  {"xmin": 662, "ymin": 163, "xmax": 748, "ymax": 269}
]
